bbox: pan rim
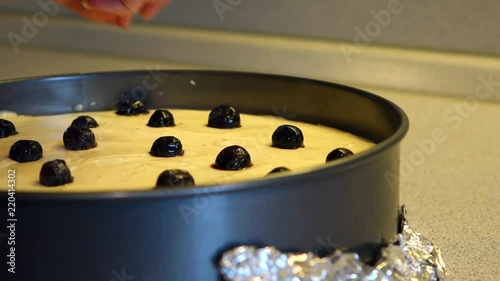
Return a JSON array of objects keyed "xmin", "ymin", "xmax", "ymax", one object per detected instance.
[{"xmin": 1, "ymin": 70, "xmax": 409, "ymax": 201}]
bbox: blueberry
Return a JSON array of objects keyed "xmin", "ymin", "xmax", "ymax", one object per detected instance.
[
  {"xmin": 63, "ymin": 127, "xmax": 97, "ymax": 150},
  {"xmin": 0, "ymin": 119, "xmax": 17, "ymax": 138},
  {"xmin": 39, "ymin": 159, "xmax": 73, "ymax": 187},
  {"xmin": 326, "ymin": 148, "xmax": 354, "ymax": 162},
  {"xmin": 208, "ymin": 104, "xmax": 241, "ymax": 128},
  {"xmin": 70, "ymin": 116, "xmax": 99, "ymax": 128},
  {"xmin": 267, "ymin": 166, "xmax": 291, "ymax": 176},
  {"xmin": 115, "ymin": 99, "xmax": 149, "ymax": 116},
  {"xmin": 9, "ymin": 140, "xmax": 43, "ymax": 163},
  {"xmin": 271, "ymin": 125, "xmax": 304, "ymax": 149},
  {"xmin": 213, "ymin": 145, "xmax": 252, "ymax": 170},
  {"xmin": 155, "ymin": 169, "xmax": 195, "ymax": 188},
  {"xmin": 147, "ymin": 109, "xmax": 175, "ymax": 127},
  {"xmin": 150, "ymin": 136, "xmax": 184, "ymax": 157}
]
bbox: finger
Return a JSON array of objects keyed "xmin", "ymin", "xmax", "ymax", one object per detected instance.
[
  {"xmin": 56, "ymin": 0, "xmax": 123, "ymax": 27},
  {"xmin": 116, "ymin": 15, "xmax": 133, "ymax": 29},
  {"xmin": 84, "ymin": 0, "xmax": 144, "ymax": 15},
  {"xmin": 139, "ymin": 0, "xmax": 171, "ymax": 20}
]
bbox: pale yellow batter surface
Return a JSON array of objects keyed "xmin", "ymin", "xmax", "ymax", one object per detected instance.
[{"xmin": 0, "ymin": 109, "xmax": 374, "ymax": 192}]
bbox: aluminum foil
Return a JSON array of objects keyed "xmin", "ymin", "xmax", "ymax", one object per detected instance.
[{"xmin": 219, "ymin": 206, "xmax": 446, "ymax": 281}]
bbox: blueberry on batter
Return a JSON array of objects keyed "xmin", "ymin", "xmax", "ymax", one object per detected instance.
[
  {"xmin": 147, "ymin": 109, "xmax": 175, "ymax": 127},
  {"xmin": 213, "ymin": 145, "xmax": 252, "ymax": 170},
  {"xmin": 0, "ymin": 119, "xmax": 17, "ymax": 138},
  {"xmin": 70, "ymin": 116, "xmax": 99, "ymax": 128},
  {"xmin": 155, "ymin": 169, "xmax": 195, "ymax": 188},
  {"xmin": 9, "ymin": 140, "xmax": 43, "ymax": 163},
  {"xmin": 39, "ymin": 159, "xmax": 74, "ymax": 187},
  {"xmin": 63, "ymin": 127, "xmax": 97, "ymax": 151},
  {"xmin": 208, "ymin": 104, "xmax": 241, "ymax": 129},
  {"xmin": 267, "ymin": 166, "xmax": 291, "ymax": 175},
  {"xmin": 272, "ymin": 125, "xmax": 304, "ymax": 149},
  {"xmin": 116, "ymin": 99, "xmax": 148, "ymax": 116},
  {"xmin": 326, "ymin": 148, "xmax": 354, "ymax": 162},
  {"xmin": 150, "ymin": 136, "xmax": 184, "ymax": 157}
]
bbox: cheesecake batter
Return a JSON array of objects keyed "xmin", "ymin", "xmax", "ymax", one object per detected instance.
[{"xmin": 0, "ymin": 109, "xmax": 375, "ymax": 193}]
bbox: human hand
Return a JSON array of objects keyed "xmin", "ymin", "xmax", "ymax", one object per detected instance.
[{"xmin": 56, "ymin": 0, "xmax": 171, "ymax": 29}]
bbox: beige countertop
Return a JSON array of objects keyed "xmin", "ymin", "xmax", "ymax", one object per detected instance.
[
  {"xmin": 371, "ymin": 88, "xmax": 500, "ymax": 280},
  {"xmin": 2, "ymin": 45, "xmax": 499, "ymax": 280}
]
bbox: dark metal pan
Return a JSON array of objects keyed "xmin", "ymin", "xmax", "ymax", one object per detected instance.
[{"xmin": 0, "ymin": 70, "xmax": 408, "ymax": 281}]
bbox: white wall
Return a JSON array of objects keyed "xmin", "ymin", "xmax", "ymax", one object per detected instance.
[{"xmin": 1, "ymin": 0, "xmax": 499, "ymax": 57}]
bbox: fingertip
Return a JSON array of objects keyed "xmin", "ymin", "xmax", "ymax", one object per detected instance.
[
  {"xmin": 138, "ymin": 4, "xmax": 153, "ymax": 20},
  {"xmin": 139, "ymin": 1, "xmax": 170, "ymax": 20},
  {"xmin": 81, "ymin": 0, "xmax": 92, "ymax": 10},
  {"xmin": 116, "ymin": 16, "xmax": 132, "ymax": 30},
  {"xmin": 139, "ymin": 12, "xmax": 154, "ymax": 21}
]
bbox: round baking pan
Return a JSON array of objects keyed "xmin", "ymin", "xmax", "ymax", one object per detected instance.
[{"xmin": 0, "ymin": 70, "xmax": 408, "ymax": 281}]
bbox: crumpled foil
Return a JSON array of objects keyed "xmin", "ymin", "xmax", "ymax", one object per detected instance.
[{"xmin": 219, "ymin": 206, "xmax": 446, "ymax": 281}]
